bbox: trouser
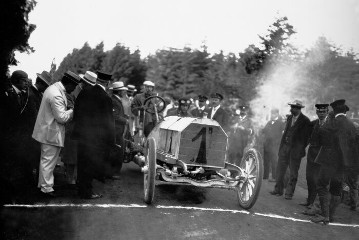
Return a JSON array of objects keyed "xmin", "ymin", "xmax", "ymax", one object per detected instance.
[
  {"xmin": 344, "ymin": 169, "xmax": 358, "ymax": 208},
  {"xmin": 263, "ymin": 148, "xmax": 277, "ymax": 179},
  {"xmin": 317, "ymin": 163, "xmax": 343, "ymax": 219},
  {"xmin": 306, "ymin": 160, "xmax": 321, "ymax": 204},
  {"xmin": 38, "ymin": 143, "xmax": 62, "ymax": 193},
  {"xmin": 274, "ymin": 145, "xmax": 302, "ymax": 196},
  {"xmin": 77, "ymin": 143, "xmax": 110, "ymax": 197}
]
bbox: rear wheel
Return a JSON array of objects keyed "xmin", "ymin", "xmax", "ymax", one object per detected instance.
[
  {"xmin": 144, "ymin": 137, "xmax": 156, "ymax": 204},
  {"xmin": 237, "ymin": 148, "xmax": 263, "ymax": 209}
]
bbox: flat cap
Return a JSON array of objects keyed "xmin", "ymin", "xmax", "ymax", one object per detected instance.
[
  {"xmin": 11, "ymin": 70, "xmax": 28, "ymax": 82},
  {"xmin": 210, "ymin": 93, "xmax": 224, "ymax": 100}
]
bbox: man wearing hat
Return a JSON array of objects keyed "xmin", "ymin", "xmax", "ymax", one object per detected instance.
[
  {"xmin": 110, "ymin": 81, "xmax": 130, "ymax": 179},
  {"xmin": 204, "ymin": 93, "xmax": 229, "ymax": 130},
  {"xmin": 190, "ymin": 95, "xmax": 208, "ymax": 118},
  {"xmin": 167, "ymin": 96, "xmax": 193, "ymax": 117},
  {"xmin": 61, "ymin": 71, "xmax": 97, "ymax": 186},
  {"xmin": 23, "ymin": 71, "xmax": 52, "ymax": 187},
  {"xmin": 126, "ymin": 84, "xmax": 137, "ymax": 99},
  {"xmin": 131, "ymin": 80, "xmax": 158, "ymax": 137},
  {"xmin": 72, "ymin": 71, "xmax": 115, "ymax": 199},
  {"xmin": 300, "ymin": 104, "xmax": 329, "ymax": 213},
  {"xmin": 311, "ymin": 99, "xmax": 358, "ymax": 224},
  {"xmin": 228, "ymin": 105, "xmax": 253, "ymax": 165},
  {"xmin": 1, "ymin": 70, "xmax": 34, "ymax": 202},
  {"xmin": 262, "ymin": 108, "xmax": 285, "ymax": 181},
  {"xmin": 32, "ymin": 71, "xmax": 80, "ymax": 197},
  {"xmin": 270, "ymin": 100, "xmax": 310, "ymax": 200}
]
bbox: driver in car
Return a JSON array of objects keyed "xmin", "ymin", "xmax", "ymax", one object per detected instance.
[
  {"xmin": 131, "ymin": 80, "xmax": 159, "ymax": 137},
  {"xmin": 166, "ymin": 97, "xmax": 193, "ymax": 117}
]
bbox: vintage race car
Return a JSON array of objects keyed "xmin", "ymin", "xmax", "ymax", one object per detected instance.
[{"xmin": 127, "ymin": 96, "xmax": 263, "ymax": 209}]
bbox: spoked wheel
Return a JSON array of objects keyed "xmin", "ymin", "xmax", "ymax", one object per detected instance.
[
  {"xmin": 237, "ymin": 148, "xmax": 263, "ymax": 209},
  {"xmin": 144, "ymin": 96, "xmax": 166, "ymax": 114},
  {"xmin": 144, "ymin": 137, "xmax": 156, "ymax": 204}
]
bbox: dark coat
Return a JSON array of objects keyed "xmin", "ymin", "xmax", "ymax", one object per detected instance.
[
  {"xmin": 111, "ymin": 95, "xmax": 128, "ymax": 142},
  {"xmin": 72, "ymin": 85, "xmax": 115, "ymax": 149},
  {"xmin": 278, "ymin": 113, "xmax": 311, "ymax": 159},
  {"xmin": 190, "ymin": 107, "xmax": 208, "ymax": 118},
  {"xmin": 336, "ymin": 115, "xmax": 358, "ymax": 170},
  {"xmin": 263, "ymin": 116, "xmax": 285, "ymax": 152},
  {"xmin": 205, "ymin": 106, "xmax": 229, "ymax": 130},
  {"xmin": 306, "ymin": 119, "xmax": 322, "ymax": 163},
  {"xmin": 131, "ymin": 92, "xmax": 159, "ymax": 136}
]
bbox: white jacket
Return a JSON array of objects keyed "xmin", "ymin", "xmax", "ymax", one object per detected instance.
[{"xmin": 32, "ymin": 82, "xmax": 73, "ymax": 147}]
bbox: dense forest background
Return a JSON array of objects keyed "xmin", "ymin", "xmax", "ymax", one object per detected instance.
[{"xmin": 53, "ymin": 17, "xmax": 359, "ymax": 121}]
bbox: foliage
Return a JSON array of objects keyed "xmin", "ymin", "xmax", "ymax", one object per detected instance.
[{"xmin": 0, "ymin": 0, "xmax": 36, "ymax": 86}]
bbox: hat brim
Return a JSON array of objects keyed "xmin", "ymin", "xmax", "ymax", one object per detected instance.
[
  {"xmin": 36, "ymin": 73, "xmax": 51, "ymax": 86},
  {"xmin": 81, "ymin": 77, "xmax": 96, "ymax": 86},
  {"xmin": 113, "ymin": 87, "xmax": 128, "ymax": 91},
  {"xmin": 288, "ymin": 103, "xmax": 304, "ymax": 108}
]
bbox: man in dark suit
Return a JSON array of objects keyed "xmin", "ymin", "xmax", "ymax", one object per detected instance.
[
  {"xmin": 311, "ymin": 100, "xmax": 358, "ymax": 224},
  {"xmin": 190, "ymin": 95, "xmax": 208, "ymax": 118},
  {"xmin": 300, "ymin": 104, "xmax": 329, "ymax": 210},
  {"xmin": 228, "ymin": 106, "xmax": 253, "ymax": 165},
  {"xmin": 110, "ymin": 81, "xmax": 129, "ymax": 179},
  {"xmin": 26, "ymin": 71, "xmax": 51, "ymax": 175},
  {"xmin": 270, "ymin": 100, "xmax": 310, "ymax": 200},
  {"xmin": 262, "ymin": 108, "xmax": 285, "ymax": 180},
  {"xmin": 205, "ymin": 93, "xmax": 229, "ymax": 130},
  {"xmin": 72, "ymin": 71, "xmax": 115, "ymax": 199}
]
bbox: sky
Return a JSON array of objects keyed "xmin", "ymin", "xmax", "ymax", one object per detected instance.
[{"xmin": 10, "ymin": 0, "xmax": 359, "ymax": 79}]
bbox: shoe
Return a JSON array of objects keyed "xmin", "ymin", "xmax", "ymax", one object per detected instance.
[
  {"xmin": 269, "ymin": 190, "xmax": 283, "ymax": 196},
  {"xmin": 284, "ymin": 195, "xmax": 292, "ymax": 200},
  {"xmin": 81, "ymin": 193, "xmax": 103, "ymax": 199},
  {"xmin": 310, "ymin": 214, "xmax": 329, "ymax": 225},
  {"xmin": 299, "ymin": 201, "xmax": 310, "ymax": 207},
  {"xmin": 39, "ymin": 191, "xmax": 57, "ymax": 198}
]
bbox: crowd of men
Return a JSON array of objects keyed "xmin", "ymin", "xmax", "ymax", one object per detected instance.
[{"xmin": 0, "ymin": 68, "xmax": 358, "ymax": 226}]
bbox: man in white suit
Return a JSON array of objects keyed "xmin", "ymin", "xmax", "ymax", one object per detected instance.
[{"xmin": 32, "ymin": 71, "xmax": 80, "ymax": 197}]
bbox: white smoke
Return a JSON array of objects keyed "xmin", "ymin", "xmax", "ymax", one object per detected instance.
[{"xmin": 249, "ymin": 44, "xmax": 332, "ymax": 131}]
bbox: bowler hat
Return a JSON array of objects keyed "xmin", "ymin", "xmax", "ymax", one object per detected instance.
[
  {"xmin": 36, "ymin": 71, "xmax": 52, "ymax": 86},
  {"xmin": 97, "ymin": 71, "xmax": 112, "ymax": 81},
  {"xmin": 64, "ymin": 71, "xmax": 81, "ymax": 84},
  {"xmin": 288, "ymin": 100, "xmax": 305, "ymax": 108},
  {"xmin": 81, "ymin": 71, "xmax": 97, "ymax": 86},
  {"xmin": 210, "ymin": 93, "xmax": 224, "ymax": 101},
  {"xmin": 11, "ymin": 70, "xmax": 28, "ymax": 82}
]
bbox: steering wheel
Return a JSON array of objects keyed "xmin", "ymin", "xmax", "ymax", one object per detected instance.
[{"xmin": 143, "ymin": 96, "xmax": 166, "ymax": 114}]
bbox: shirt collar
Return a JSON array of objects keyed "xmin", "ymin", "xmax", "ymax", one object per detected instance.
[
  {"xmin": 213, "ymin": 105, "xmax": 220, "ymax": 111},
  {"xmin": 12, "ymin": 85, "xmax": 21, "ymax": 94},
  {"xmin": 97, "ymin": 83, "xmax": 106, "ymax": 92},
  {"xmin": 335, "ymin": 113, "xmax": 346, "ymax": 118},
  {"xmin": 199, "ymin": 106, "xmax": 205, "ymax": 111},
  {"xmin": 57, "ymin": 82, "xmax": 66, "ymax": 91}
]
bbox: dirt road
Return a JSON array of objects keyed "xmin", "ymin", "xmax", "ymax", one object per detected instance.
[{"xmin": 1, "ymin": 162, "xmax": 359, "ymax": 240}]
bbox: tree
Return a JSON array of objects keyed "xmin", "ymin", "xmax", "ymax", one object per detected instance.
[{"xmin": 0, "ymin": 0, "xmax": 36, "ymax": 86}]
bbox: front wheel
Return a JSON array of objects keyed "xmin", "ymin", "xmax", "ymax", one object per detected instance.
[
  {"xmin": 144, "ymin": 137, "xmax": 156, "ymax": 204},
  {"xmin": 237, "ymin": 148, "xmax": 263, "ymax": 209}
]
